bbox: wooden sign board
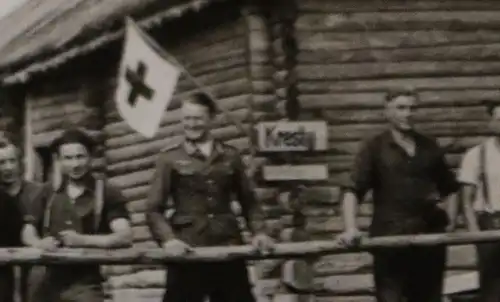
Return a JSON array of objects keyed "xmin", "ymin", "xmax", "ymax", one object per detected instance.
[
  {"xmin": 262, "ymin": 164, "xmax": 329, "ymax": 181},
  {"xmin": 256, "ymin": 121, "xmax": 328, "ymax": 152}
]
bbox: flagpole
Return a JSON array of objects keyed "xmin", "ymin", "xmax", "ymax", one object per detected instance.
[{"xmin": 126, "ymin": 17, "xmax": 257, "ymax": 156}]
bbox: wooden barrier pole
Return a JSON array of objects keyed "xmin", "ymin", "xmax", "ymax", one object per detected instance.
[{"xmin": 2, "ymin": 230, "xmax": 500, "ymax": 265}]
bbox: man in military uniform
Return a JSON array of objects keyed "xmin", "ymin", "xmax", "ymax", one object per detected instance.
[
  {"xmin": 0, "ymin": 136, "xmax": 51, "ymax": 302},
  {"xmin": 146, "ymin": 92, "xmax": 274, "ymax": 302},
  {"xmin": 21, "ymin": 127, "xmax": 133, "ymax": 302}
]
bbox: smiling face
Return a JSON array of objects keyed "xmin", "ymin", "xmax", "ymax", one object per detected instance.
[
  {"xmin": 385, "ymin": 94, "xmax": 417, "ymax": 132},
  {"xmin": 181, "ymin": 101, "xmax": 212, "ymax": 142},
  {"xmin": 0, "ymin": 145, "xmax": 20, "ymax": 185},
  {"xmin": 58, "ymin": 143, "xmax": 91, "ymax": 181}
]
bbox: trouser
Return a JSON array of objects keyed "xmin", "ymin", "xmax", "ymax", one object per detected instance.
[
  {"xmin": 163, "ymin": 260, "xmax": 255, "ymax": 302},
  {"xmin": 0, "ymin": 266, "xmax": 15, "ymax": 302},
  {"xmin": 372, "ymin": 245, "xmax": 446, "ymax": 302},
  {"xmin": 476, "ymin": 212, "xmax": 500, "ymax": 302},
  {"xmin": 28, "ymin": 267, "xmax": 105, "ymax": 302}
]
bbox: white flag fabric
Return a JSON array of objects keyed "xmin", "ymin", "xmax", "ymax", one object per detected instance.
[{"xmin": 114, "ymin": 18, "xmax": 181, "ymax": 138}]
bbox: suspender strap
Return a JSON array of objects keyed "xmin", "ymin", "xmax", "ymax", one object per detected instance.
[
  {"xmin": 479, "ymin": 143, "xmax": 491, "ymax": 210},
  {"xmin": 94, "ymin": 177, "xmax": 105, "ymax": 232},
  {"xmin": 42, "ymin": 193, "xmax": 56, "ymax": 236}
]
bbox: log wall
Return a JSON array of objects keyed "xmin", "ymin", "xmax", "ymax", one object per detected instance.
[
  {"xmin": 103, "ymin": 5, "xmax": 264, "ymax": 299},
  {"xmin": 264, "ymin": 0, "xmax": 500, "ymax": 300}
]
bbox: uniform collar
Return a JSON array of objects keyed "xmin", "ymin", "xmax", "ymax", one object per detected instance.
[{"xmin": 182, "ymin": 139, "xmax": 224, "ymax": 157}]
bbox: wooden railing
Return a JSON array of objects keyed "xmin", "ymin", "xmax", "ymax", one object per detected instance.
[{"xmin": 3, "ymin": 230, "xmax": 500, "ymax": 265}]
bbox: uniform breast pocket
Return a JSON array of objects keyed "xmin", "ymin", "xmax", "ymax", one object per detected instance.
[
  {"xmin": 211, "ymin": 161, "xmax": 235, "ymax": 184},
  {"xmin": 170, "ymin": 215, "xmax": 195, "ymax": 229}
]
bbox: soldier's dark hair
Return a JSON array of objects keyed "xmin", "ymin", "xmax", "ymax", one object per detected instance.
[
  {"xmin": 484, "ymin": 100, "xmax": 500, "ymax": 117},
  {"xmin": 184, "ymin": 92, "xmax": 217, "ymax": 117},
  {"xmin": 385, "ymin": 88, "xmax": 419, "ymax": 104}
]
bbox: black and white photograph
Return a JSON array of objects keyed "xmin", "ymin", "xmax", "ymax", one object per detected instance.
[{"xmin": 0, "ymin": 0, "xmax": 499, "ymax": 301}]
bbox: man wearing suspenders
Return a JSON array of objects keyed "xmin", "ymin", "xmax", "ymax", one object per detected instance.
[
  {"xmin": 21, "ymin": 127, "xmax": 133, "ymax": 302},
  {"xmin": 459, "ymin": 101, "xmax": 500, "ymax": 302}
]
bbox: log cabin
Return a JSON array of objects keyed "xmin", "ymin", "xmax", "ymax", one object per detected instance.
[{"xmin": 1, "ymin": 0, "xmax": 499, "ymax": 301}]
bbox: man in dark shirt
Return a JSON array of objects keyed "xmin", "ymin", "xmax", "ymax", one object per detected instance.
[
  {"xmin": 146, "ymin": 93, "xmax": 274, "ymax": 302},
  {"xmin": 0, "ymin": 136, "xmax": 51, "ymax": 302},
  {"xmin": 21, "ymin": 127, "xmax": 133, "ymax": 302},
  {"xmin": 337, "ymin": 89, "xmax": 460, "ymax": 302}
]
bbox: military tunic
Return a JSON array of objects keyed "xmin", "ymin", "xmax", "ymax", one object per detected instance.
[
  {"xmin": 146, "ymin": 140, "xmax": 265, "ymax": 302},
  {"xmin": 25, "ymin": 176, "xmax": 129, "ymax": 302}
]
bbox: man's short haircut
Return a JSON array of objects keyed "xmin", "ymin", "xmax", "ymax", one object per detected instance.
[
  {"xmin": 184, "ymin": 92, "xmax": 217, "ymax": 116},
  {"xmin": 484, "ymin": 100, "xmax": 500, "ymax": 117},
  {"xmin": 385, "ymin": 88, "xmax": 419, "ymax": 104}
]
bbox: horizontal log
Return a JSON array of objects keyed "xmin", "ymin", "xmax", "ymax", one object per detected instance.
[
  {"xmin": 111, "ymin": 169, "xmax": 154, "ymax": 189},
  {"xmin": 122, "ymin": 185, "xmax": 150, "ymax": 202},
  {"xmin": 112, "ymin": 288, "xmax": 164, "ymax": 301},
  {"xmin": 176, "ymin": 64, "xmax": 248, "ymax": 92},
  {"xmin": 109, "ymin": 269, "xmax": 165, "ymax": 289},
  {"xmin": 170, "ymin": 21, "xmax": 246, "ymax": 57},
  {"xmin": 321, "ymin": 106, "xmax": 488, "ymax": 124},
  {"xmin": 0, "ymin": 230, "xmax": 489, "ymax": 264},
  {"xmin": 307, "ymin": 216, "xmax": 371, "ymax": 233},
  {"xmin": 127, "ymin": 199, "xmax": 147, "ymax": 213},
  {"xmin": 31, "ymin": 101, "xmax": 88, "ymax": 122},
  {"xmin": 106, "ymin": 106, "xmax": 252, "ymax": 149},
  {"xmin": 32, "ymin": 110, "xmax": 92, "ymax": 134},
  {"xmin": 298, "ymin": 43, "xmax": 500, "ymax": 64},
  {"xmin": 297, "ymin": 61, "xmax": 500, "ymax": 81},
  {"xmin": 296, "ymin": 12, "xmax": 500, "ymax": 32},
  {"xmin": 106, "ymin": 124, "xmax": 250, "ymax": 168},
  {"xmin": 297, "ymin": 76, "xmax": 500, "ymax": 93},
  {"xmin": 133, "ymin": 225, "xmax": 152, "ymax": 242},
  {"xmin": 298, "ymin": 0, "xmax": 500, "ymax": 12},
  {"xmin": 102, "ymin": 265, "xmax": 136, "ymax": 277},
  {"xmin": 174, "ymin": 37, "xmax": 247, "ymax": 68},
  {"xmin": 299, "ymin": 89, "xmax": 500, "ymax": 109}
]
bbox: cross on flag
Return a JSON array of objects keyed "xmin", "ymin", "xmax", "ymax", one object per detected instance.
[{"xmin": 114, "ymin": 18, "xmax": 180, "ymax": 138}]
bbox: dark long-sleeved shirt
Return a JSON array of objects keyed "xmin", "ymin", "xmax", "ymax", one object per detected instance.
[
  {"xmin": 345, "ymin": 130, "xmax": 460, "ymax": 236},
  {"xmin": 146, "ymin": 140, "xmax": 265, "ymax": 247}
]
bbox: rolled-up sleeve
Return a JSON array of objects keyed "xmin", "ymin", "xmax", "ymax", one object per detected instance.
[
  {"xmin": 344, "ymin": 140, "xmax": 376, "ymax": 201},
  {"xmin": 23, "ymin": 184, "xmax": 52, "ymax": 234},
  {"xmin": 457, "ymin": 147, "xmax": 479, "ymax": 187},
  {"xmin": 104, "ymin": 185, "xmax": 130, "ymax": 225},
  {"xmin": 233, "ymin": 154, "xmax": 266, "ymax": 235},
  {"xmin": 433, "ymin": 147, "xmax": 460, "ymax": 198},
  {"xmin": 146, "ymin": 154, "xmax": 175, "ymax": 245}
]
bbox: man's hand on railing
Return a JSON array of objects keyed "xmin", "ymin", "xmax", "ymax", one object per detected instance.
[
  {"xmin": 162, "ymin": 239, "xmax": 193, "ymax": 256},
  {"xmin": 251, "ymin": 233, "xmax": 275, "ymax": 255},
  {"xmin": 336, "ymin": 228, "xmax": 364, "ymax": 247},
  {"xmin": 33, "ymin": 236, "xmax": 60, "ymax": 251}
]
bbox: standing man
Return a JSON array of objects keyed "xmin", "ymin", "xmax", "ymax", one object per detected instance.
[
  {"xmin": 146, "ymin": 92, "xmax": 274, "ymax": 302},
  {"xmin": 0, "ymin": 136, "xmax": 53, "ymax": 302},
  {"xmin": 337, "ymin": 89, "xmax": 460, "ymax": 302},
  {"xmin": 0, "ymin": 136, "xmax": 50, "ymax": 302},
  {"xmin": 21, "ymin": 127, "xmax": 133, "ymax": 302},
  {"xmin": 458, "ymin": 101, "xmax": 500, "ymax": 301}
]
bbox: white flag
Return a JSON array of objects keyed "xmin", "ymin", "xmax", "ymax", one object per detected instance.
[{"xmin": 114, "ymin": 18, "xmax": 181, "ymax": 138}]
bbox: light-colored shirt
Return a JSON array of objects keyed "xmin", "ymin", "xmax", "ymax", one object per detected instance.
[
  {"xmin": 196, "ymin": 140, "xmax": 213, "ymax": 158},
  {"xmin": 458, "ymin": 137, "xmax": 500, "ymax": 212}
]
